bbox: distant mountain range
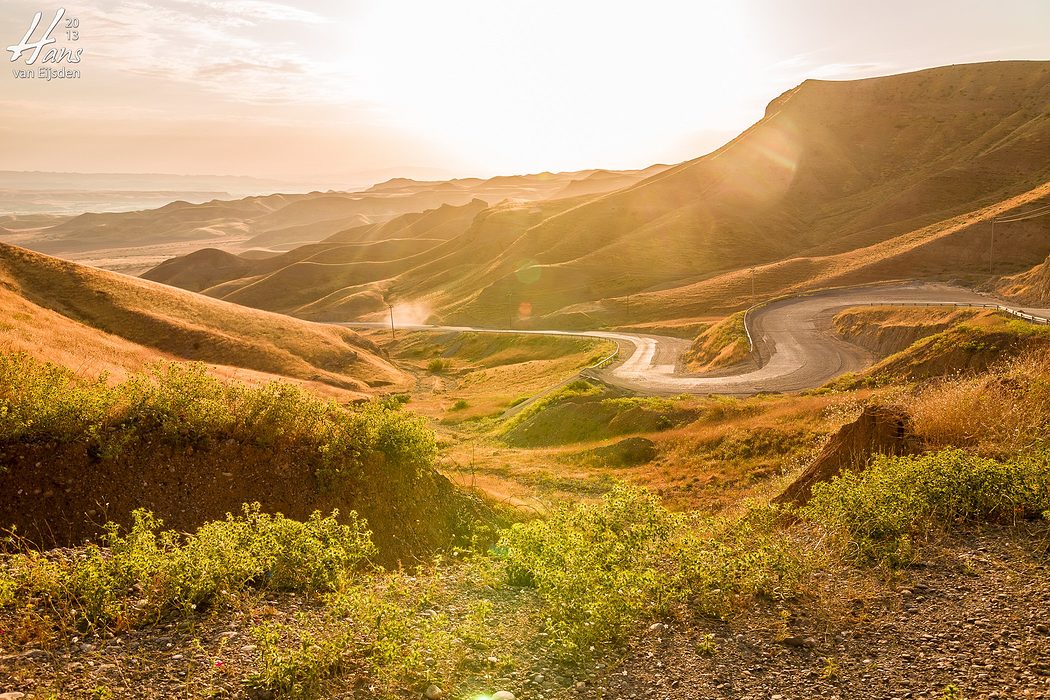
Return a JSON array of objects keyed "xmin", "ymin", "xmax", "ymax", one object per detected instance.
[{"xmin": 0, "ymin": 166, "xmax": 667, "ymax": 275}]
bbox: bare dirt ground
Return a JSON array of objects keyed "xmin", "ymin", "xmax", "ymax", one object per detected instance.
[{"xmin": 566, "ymin": 525, "xmax": 1050, "ymax": 700}]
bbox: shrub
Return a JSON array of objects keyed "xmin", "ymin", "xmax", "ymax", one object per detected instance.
[
  {"xmin": 803, "ymin": 449, "xmax": 1050, "ymax": 565},
  {"xmin": 0, "ymin": 353, "xmax": 436, "ymax": 484},
  {"xmin": 248, "ymin": 565, "xmax": 503, "ymax": 699},
  {"xmin": 501, "ymin": 485, "xmax": 681, "ymax": 656},
  {"xmin": 499, "ymin": 485, "xmax": 808, "ymax": 657},
  {"xmin": 1, "ymin": 504, "xmax": 375, "ymax": 629},
  {"xmin": 427, "ymin": 358, "xmax": 450, "ymax": 374},
  {"xmin": 0, "ymin": 353, "xmax": 115, "ymax": 444}
]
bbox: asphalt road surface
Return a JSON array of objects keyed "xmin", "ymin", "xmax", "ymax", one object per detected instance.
[{"xmin": 342, "ymin": 282, "xmax": 1050, "ymax": 396}]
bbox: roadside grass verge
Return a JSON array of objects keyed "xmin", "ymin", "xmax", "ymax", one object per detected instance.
[{"xmin": 683, "ymin": 311, "xmax": 749, "ymax": 371}]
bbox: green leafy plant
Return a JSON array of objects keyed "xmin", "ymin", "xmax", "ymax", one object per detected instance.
[
  {"xmin": 1, "ymin": 504, "xmax": 375, "ymax": 630},
  {"xmin": 803, "ymin": 449, "xmax": 1050, "ymax": 565}
]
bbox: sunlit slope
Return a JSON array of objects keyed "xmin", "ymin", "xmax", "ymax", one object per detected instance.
[
  {"xmin": 188, "ymin": 199, "xmax": 495, "ymax": 317},
  {"xmin": 999, "ymin": 251, "xmax": 1050, "ymax": 306},
  {"xmin": 0, "ymin": 242, "xmax": 408, "ymax": 394},
  {"xmin": 438, "ymin": 61, "xmax": 1050, "ymax": 325},
  {"xmin": 143, "ymin": 61, "xmax": 1050, "ymax": 327},
  {"xmin": 612, "ymin": 183, "xmax": 1050, "ymax": 325}
]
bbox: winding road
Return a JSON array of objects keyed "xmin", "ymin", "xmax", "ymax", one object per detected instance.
[{"xmin": 343, "ymin": 282, "xmax": 1050, "ymax": 396}]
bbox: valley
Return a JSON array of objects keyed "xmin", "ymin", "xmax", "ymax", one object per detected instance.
[{"xmin": 1, "ymin": 57, "xmax": 1049, "ymax": 700}]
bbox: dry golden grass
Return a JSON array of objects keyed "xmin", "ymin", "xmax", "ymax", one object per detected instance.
[
  {"xmin": 909, "ymin": 350, "xmax": 1050, "ymax": 457},
  {"xmin": 437, "ymin": 390, "xmax": 872, "ymax": 514},
  {"xmin": 832, "ymin": 306, "xmax": 983, "ymax": 358},
  {"xmin": 999, "ymin": 251, "xmax": 1050, "ymax": 306},
  {"xmin": 683, "ymin": 312, "xmax": 750, "ymax": 371},
  {"xmin": 0, "ymin": 242, "xmax": 409, "ymax": 397}
]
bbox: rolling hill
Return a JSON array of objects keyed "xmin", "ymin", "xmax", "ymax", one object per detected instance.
[
  {"xmin": 1, "ymin": 166, "xmax": 668, "ymax": 277},
  {"xmin": 0, "ymin": 242, "xmax": 409, "ymax": 396},
  {"xmin": 143, "ymin": 61, "xmax": 1050, "ymax": 328}
]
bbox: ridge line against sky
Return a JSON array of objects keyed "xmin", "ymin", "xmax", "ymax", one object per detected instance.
[{"xmin": 1, "ymin": 0, "xmax": 1048, "ymax": 188}]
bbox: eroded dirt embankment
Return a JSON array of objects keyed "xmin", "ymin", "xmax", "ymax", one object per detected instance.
[
  {"xmin": 832, "ymin": 306, "xmax": 981, "ymax": 359},
  {"xmin": 0, "ymin": 440, "xmax": 484, "ymax": 565}
]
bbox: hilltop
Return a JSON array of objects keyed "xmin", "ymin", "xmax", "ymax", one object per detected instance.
[{"xmin": 143, "ymin": 61, "xmax": 1050, "ymax": 327}]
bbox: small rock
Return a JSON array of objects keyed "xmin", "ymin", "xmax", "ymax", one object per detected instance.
[
  {"xmin": 1036, "ymin": 623, "xmax": 1049, "ymax": 635},
  {"xmin": 492, "ymin": 693, "xmax": 515, "ymax": 700},
  {"xmin": 780, "ymin": 636, "xmax": 816, "ymax": 648},
  {"xmin": 425, "ymin": 685, "xmax": 443, "ymax": 700},
  {"xmin": 0, "ymin": 693, "xmax": 27, "ymax": 700}
]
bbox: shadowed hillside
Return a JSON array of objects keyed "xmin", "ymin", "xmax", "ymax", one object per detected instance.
[{"xmin": 143, "ymin": 61, "xmax": 1050, "ymax": 328}]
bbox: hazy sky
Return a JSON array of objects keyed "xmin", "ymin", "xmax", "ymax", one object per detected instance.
[{"xmin": 2, "ymin": 0, "xmax": 1048, "ymax": 186}]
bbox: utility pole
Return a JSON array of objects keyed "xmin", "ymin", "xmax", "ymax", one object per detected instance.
[
  {"xmin": 387, "ymin": 302, "xmax": 395, "ymax": 342},
  {"xmin": 988, "ymin": 218, "xmax": 996, "ymax": 277}
]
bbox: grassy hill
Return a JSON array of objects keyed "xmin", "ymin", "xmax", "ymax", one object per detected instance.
[
  {"xmin": 2, "ymin": 167, "xmax": 668, "ymax": 276},
  {"xmin": 0, "ymin": 242, "xmax": 409, "ymax": 396},
  {"xmin": 141, "ymin": 61, "xmax": 1050, "ymax": 328}
]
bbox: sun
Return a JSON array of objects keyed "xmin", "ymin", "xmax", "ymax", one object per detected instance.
[{"xmin": 347, "ymin": 0, "xmax": 766, "ymax": 173}]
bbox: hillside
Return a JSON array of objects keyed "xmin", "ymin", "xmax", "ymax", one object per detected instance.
[
  {"xmin": 1, "ymin": 167, "xmax": 668, "ymax": 276},
  {"xmin": 0, "ymin": 242, "xmax": 409, "ymax": 395},
  {"xmin": 999, "ymin": 250, "xmax": 1050, "ymax": 305},
  {"xmin": 142, "ymin": 61, "xmax": 1050, "ymax": 328}
]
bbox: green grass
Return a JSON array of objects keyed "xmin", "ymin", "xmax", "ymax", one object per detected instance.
[{"xmin": 501, "ymin": 381, "xmax": 696, "ymax": 447}]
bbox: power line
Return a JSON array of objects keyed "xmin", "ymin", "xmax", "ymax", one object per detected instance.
[
  {"xmin": 988, "ymin": 200, "xmax": 1050, "ymax": 275},
  {"xmin": 996, "ymin": 201, "xmax": 1050, "ymax": 223}
]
